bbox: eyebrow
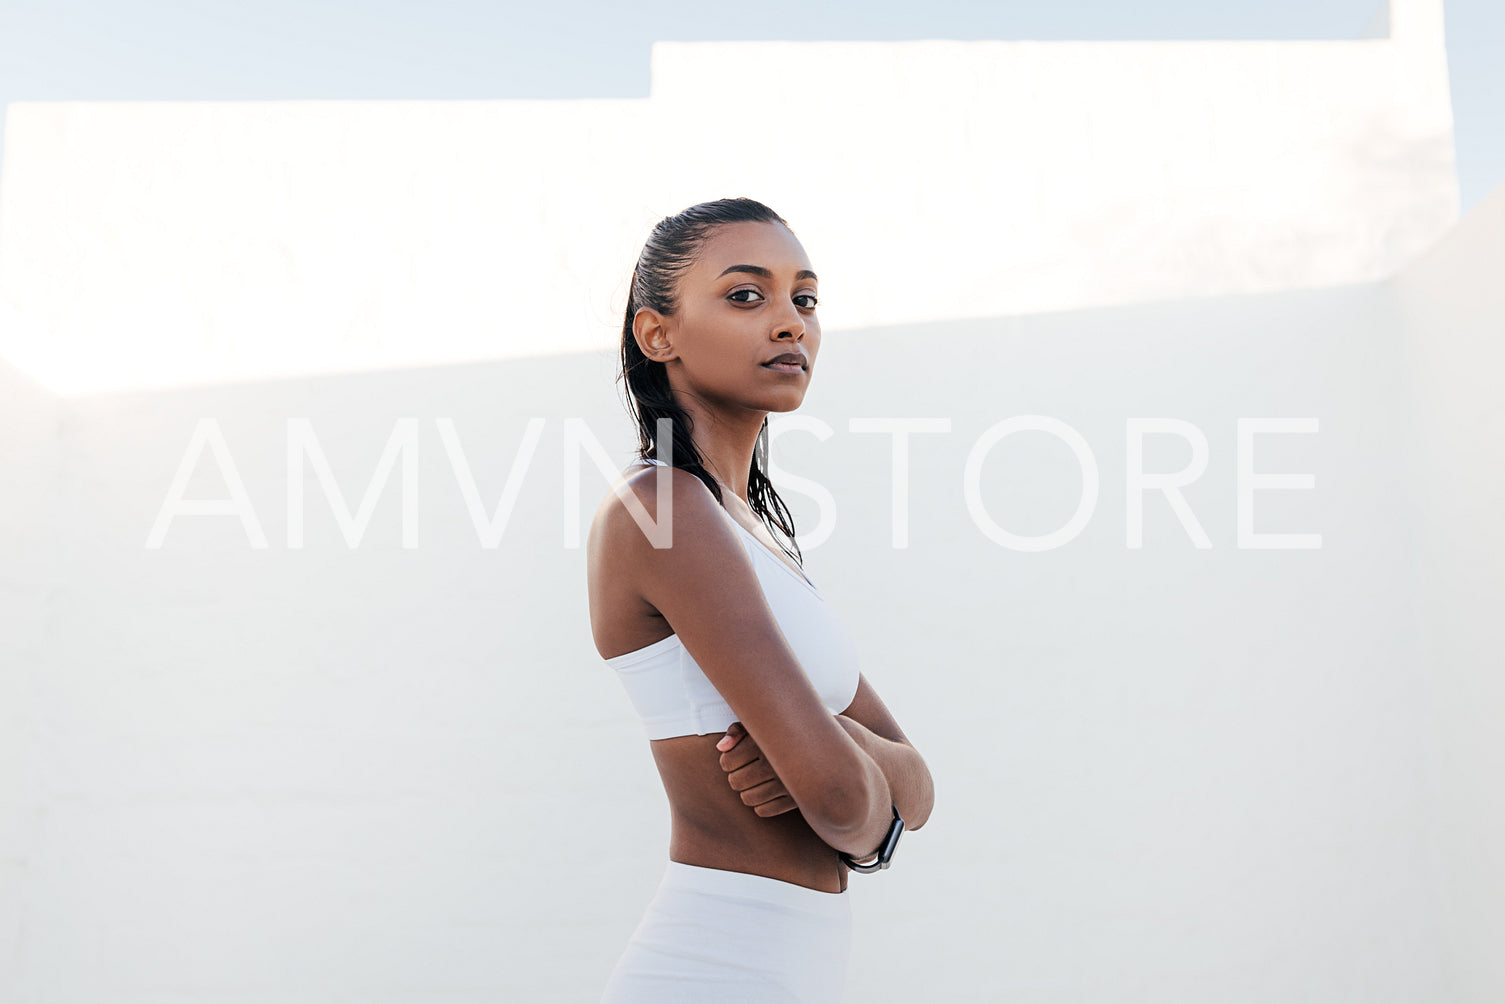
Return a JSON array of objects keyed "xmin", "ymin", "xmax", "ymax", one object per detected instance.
[{"xmin": 716, "ymin": 264, "xmax": 818, "ymax": 282}]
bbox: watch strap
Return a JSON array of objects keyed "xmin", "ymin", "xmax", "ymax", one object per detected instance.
[{"xmin": 839, "ymin": 805, "xmax": 904, "ymax": 873}]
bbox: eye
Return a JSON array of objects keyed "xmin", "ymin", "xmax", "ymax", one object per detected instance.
[{"xmin": 728, "ymin": 288, "xmax": 819, "ymax": 309}]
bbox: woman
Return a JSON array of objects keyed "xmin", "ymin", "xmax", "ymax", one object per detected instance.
[{"xmin": 585, "ymin": 197, "xmax": 935, "ymax": 1002}]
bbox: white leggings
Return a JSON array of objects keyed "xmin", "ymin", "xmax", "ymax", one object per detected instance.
[{"xmin": 600, "ymin": 860, "xmax": 853, "ymax": 1003}]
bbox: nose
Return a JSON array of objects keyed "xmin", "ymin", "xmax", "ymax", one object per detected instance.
[{"xmin": 773, "ymin": 301, "xmax": 805, "ymax": 340}]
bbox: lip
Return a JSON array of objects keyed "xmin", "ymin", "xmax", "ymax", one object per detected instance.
[{"xmin": 762, "ymin": 352, "xmax": 808, "ymax": 370}]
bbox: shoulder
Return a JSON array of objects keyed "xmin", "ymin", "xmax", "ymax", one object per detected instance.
[
  {"xmin": 591, "ymin": 466, "xmax": 762, "ymax": 637},
  {"xmin": 591, "ymin": 465, "xmax": 728, "ymax": 560},
  {"xmin": 598, "ymin": 463, "xmax": 714, "ymax": 523}
]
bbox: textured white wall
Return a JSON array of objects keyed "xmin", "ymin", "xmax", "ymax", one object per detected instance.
[{"xmin": 0, "ymin": 0, "xmax": 1459, "ymax": 395}]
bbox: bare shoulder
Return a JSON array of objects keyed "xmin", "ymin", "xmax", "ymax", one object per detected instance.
[
  {"xmin": 585, "ymin": 465, "xmax": 729, "ymax": 657},
  {"xmin": 589, "ymin": 463, "xmax": 725, "ymax": 561}
]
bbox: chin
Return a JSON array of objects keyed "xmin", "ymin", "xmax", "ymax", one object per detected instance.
[{"xmin": 763, "ymin": 391, "xmax": 808, "ymax": 413}]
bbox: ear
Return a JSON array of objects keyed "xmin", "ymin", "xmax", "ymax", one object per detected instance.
[{"xmin": 632, "ymin": 307, "xmax": 678, "ymax": 364}]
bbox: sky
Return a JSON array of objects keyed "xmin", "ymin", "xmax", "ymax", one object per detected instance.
[{"xmin": 1, "ymin": 0, "xmax": 1502, "ymax": 214}]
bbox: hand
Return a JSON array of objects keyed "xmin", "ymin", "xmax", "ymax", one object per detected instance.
[{"xmin": 715, "ymin": 721, "xmax": 798, "ymax": 817}]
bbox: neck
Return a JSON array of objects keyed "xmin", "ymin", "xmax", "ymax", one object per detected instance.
[{"xmin": 661, "ymin": 406, "xmax": 766, "ymax": 507}]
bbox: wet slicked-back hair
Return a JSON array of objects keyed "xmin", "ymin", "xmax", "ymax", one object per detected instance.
[{"xmin": 618, "ymin": 196, "xmax": 805, "ymax": 570}]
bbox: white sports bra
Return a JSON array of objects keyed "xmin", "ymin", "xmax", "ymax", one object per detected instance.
[{"xmin": 603, "ymin": 458, "xmax": 862, "ymax": 739}]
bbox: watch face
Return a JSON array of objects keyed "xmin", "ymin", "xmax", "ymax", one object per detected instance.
[{"xmin": 878, "ymin": 814, "xmax": 905, "ymax": 864}]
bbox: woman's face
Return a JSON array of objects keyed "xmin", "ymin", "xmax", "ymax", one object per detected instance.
[{"xmin": 640, "ymin": 220, "xmax": 820, "ymax": 414}]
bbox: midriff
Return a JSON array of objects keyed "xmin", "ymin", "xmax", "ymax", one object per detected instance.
[{"xmin": 648, "ymin": 733, "xmax": 850, "ymax": 894}]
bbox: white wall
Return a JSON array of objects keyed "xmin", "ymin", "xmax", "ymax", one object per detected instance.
[
  {"xmin": 1, "ymin": 190, "xmax": 1499, "ymax": 999},
  {"xmin": 0, "ymin": 0, "xmax": 1458, "ymax": 395},
  {"xmin": 0, "ymin": 324, "xmax": 59, "ymax": 1001},
  {"xmin": 1391, "ymin": 178, "xmax": 1505, "ymax": 1004}
]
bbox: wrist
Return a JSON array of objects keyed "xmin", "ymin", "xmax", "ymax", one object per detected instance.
[{"xmin": 839, "ymin": 804, "xmax": 905, "ymax": 873}]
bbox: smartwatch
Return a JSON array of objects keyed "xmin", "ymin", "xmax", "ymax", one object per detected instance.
[{"xmin": 839, "ymin": 805, "xmax": 904, "ymax": 873}]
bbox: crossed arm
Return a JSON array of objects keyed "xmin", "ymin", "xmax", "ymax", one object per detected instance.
[
  {"xmin": 614, "ymin": 467, "xmax": 932, "ymax": 854},
  {"xmin": 716, "ymin": 672, "xmax": 935, "ymax": 836}
]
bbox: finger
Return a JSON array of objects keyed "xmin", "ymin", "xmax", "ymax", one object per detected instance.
[
  {"xmin": 719, "ymin": 732, "xmax": 760, "ymax": 763},
  {"xmin": 715, "ymin": 722, "xmax": 746, "ymax": 752},
  {"xmin": 718, "ymin": 743, "xmax": 763, "ymax": 773},
  {"xmin": 754, "ymin": 796, "xmax": 798, "ymax": 817},
  {"xmin": 739, "ymin": 777, "xmax": 791, "ymax": 808},
  {"xmin": 725, "ymin": 759, "xmax": 776, "ymax": 792}
]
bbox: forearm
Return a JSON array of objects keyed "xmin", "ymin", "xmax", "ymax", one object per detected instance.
[
  {"xmin": 821, "ymin": 747, "xmax": 896, "ymax": 859},
  {"xmin": 835, "ymin": 714, "xmax": 934, "ymax": 830}
]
